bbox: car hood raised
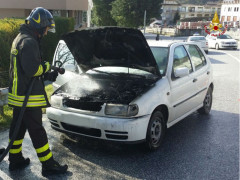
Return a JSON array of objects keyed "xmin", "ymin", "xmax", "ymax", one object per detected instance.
[{"xmin": 61, "ymin": 27, "xmax": 161, "ymax": 77}]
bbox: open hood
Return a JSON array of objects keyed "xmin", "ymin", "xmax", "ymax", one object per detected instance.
[{"xmin": 61, "ymin": 27, "xmax": 161, "ymax": 77}]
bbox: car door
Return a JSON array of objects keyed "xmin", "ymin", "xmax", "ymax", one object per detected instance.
[
  {"xmin": 52, "ymin": 41, "xmax": 81, "ymax": 90},
  {"xmin": 169, "ymin": 45, "xmax": 198, "ymax": 121},
  {"xmin": 185, "ymin": 44, "xmax": 210, "ymax": 105}
]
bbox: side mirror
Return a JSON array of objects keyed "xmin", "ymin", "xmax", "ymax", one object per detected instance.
[
  {"xmin": 174, "ymin": 67, "xmax": 189, "ymax": 78},
  {"xmin": 64, "ymin": 64, "xmax": 76, "ymax": 72}
]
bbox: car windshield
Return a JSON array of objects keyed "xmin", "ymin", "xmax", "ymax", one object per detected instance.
[
  {"xmin": 150, "ymin": 47, "xmax": 169, "ymax": 76},
  {"xmin": 54, "ymin": 43, "xmax": 75, "ymax": 67},
  {"xmin": 217, "ymin": 35, "xmax": 233, "ymax": 39},
  {"xmin": 189, "ymin": 37, "xmax": 206, "ymax": 41}
]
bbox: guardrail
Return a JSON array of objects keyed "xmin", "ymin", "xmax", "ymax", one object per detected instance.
[{"xmin": 0, "ymin": 88, "xmax": 8, "ymax": 115}]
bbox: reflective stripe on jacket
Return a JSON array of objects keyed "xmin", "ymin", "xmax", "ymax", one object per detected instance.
[{"xmin": 8, "ymin": 24, "xmax": 49, "ymax": 108}]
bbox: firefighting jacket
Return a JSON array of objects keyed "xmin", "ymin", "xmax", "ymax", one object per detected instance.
[{"xmin": 8, "ymin": 24, "xmax": 50, "ymax": 108}]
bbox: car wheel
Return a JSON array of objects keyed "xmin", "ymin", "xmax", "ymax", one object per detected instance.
[
  {"xmin": 145, "ymin": 111, "xmax": 166, "ymax": 150},
  {"xmin": 215, "ymin": 44, "xmax": 219, "ymax": 50},
  {"xmin": 205, "ymin": 50, "xmax": 208, "ymax": 54},
  {"xmin": 198, "ymin": 87, "xmax": 213, "ymax": 114}
]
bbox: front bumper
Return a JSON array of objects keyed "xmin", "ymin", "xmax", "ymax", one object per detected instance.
[
  {"xmin": 219, "ymin": 44, "xmax": 238, "ymax": 49},
  {"xmin": 46, "ymin": 107, "xmax": 151, "ymax": 142}
]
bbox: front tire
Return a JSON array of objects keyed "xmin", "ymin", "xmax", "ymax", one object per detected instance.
[
  {"xmin": 215, "ymin": 44, "xmax": 220, "ymax": 50},
  {"xmin": 198, "ymin": 87, "xmax": 213, "ymax": 114},
  {"xmin": 205, "ymin": 50, "xmax": 208, "ymax": 54},
  {"xmin": 145, "ymin": 111, "xmax": 166, "ymax": 150}
]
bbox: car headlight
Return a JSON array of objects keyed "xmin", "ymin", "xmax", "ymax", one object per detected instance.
[
  {"xmin": 50, "ymin": 95, "xmax": 62, "ymax": 108},
  {"xmin": 105, "ymin": 104, "xmax": 139, "ymax": 117}
]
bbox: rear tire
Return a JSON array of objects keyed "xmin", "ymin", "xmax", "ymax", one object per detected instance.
[
  {"xmin": 198, "ymin": 87, "xmax": 213, "ymax": 114},
  {"xmin": 145, "ymin": 111, "xmax": 166, "ymax": 150}
]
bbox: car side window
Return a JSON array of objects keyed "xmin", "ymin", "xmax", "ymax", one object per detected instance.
[
  {"xmin": 172, "ymin": 45, "xmax": 193, "ymax": 80},
  {"xmin": 185, "ymin": 44, "xmax": 206, "ymax": 71},
  {"xmin": 54, "ymin": 43, "xmax": 75, "ymax": 67}
]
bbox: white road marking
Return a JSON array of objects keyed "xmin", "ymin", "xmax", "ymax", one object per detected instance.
[
  {"xmin": 219, "ymin": 50, "xmax": 240, "ymax": 62},
  {"xmin": 0, "ymin": 170, "xmax": 13, "ymax": 180}
]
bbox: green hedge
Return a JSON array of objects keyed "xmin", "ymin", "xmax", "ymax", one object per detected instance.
[
  {"xmin": 41, "ymin": 17, "xmax": 75, "ymax": 62},
  {"xmin": 0, "ymin": 17, "xmax": 75, "ymax": 77}
]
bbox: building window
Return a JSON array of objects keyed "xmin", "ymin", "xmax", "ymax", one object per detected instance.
[
  {"xmin": 227, "ymin": 16, "xmax": 231, "ymax": 21},
  {"xmin": 221, "ymin": 16, "xmax": 225, "ymax": 22},
  {"xmin": 233, "ymin": 16, "xmax": 237, "ymax": 21},
  {"xmin": 198, "ymin": 7, "xmax": 203, "ymax": 12},
  {"xmin": 205, "ymin": 14, "xmax": 209, "ymax": 17},
  {"xmin": 188, "ymin": 7, "xmax": 195, "ymax": 12},
  {"xmin": 197, "ymin": 14, "xmax": 202, "ymax": 17},
  {"xmin": 191, "ymin": 14, "xmax": 195, "ymax": 16}
]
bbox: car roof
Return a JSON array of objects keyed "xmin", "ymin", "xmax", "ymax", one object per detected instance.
[
  {"xmin": 188, "ymin": 36, "xmax": 205, "ymax": 38},
  {"xmin": 147, "ymin": 40, "xmax": 189, "ymax": 47},
  {"xmin": 147, "ymin": 40, "xmax": 176, "ymax": 47}
]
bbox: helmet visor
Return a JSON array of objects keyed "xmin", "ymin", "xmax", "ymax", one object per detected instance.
[{"xmin": 48, "ymin": 19, "xmax": 56, "ymax": 33}]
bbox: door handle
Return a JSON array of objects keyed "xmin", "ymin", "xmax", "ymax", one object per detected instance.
[
  {"xmin": 193, "ymin": 78, "xmax": 198, "ymax": 83},
  {"xmin": 207, "ymin": 71, "xmax": 210, "ymax": 75}
]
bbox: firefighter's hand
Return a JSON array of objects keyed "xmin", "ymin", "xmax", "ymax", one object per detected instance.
[
  {"xmin": 44, "ymin": 70, "xmax": 58, "ymax": 82},
  {"xmin": 42, "ymin": 61, "xmax": 51, "ymax": 74}
]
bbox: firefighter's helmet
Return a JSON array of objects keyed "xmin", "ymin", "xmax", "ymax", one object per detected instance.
[{"xmin": 26, "ymin": 7, "xmax": 55, "ymax": 35}]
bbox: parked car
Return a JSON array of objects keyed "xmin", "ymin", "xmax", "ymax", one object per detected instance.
[
  {"xmin": 206, "ymin": 34, "xmax": 238, "ymax": 50},
  {"xmin": 187, "ymin": 36, "xmax": 209, "ymax": 54},
  {"xmin": 149, "ymin": 20, "xmax": 162, "ymax": 28},
  {"xmin": 47, "ymin": 27, "xmax": 213, "ymax": 150}
]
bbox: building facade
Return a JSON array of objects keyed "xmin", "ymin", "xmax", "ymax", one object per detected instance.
[
  {"xmin": 179, "ymin": 2, "xmax": 221, "ymax": 20},
  {"xmin": 161, "ymin": 0, "xmax": 221, "ymax": 25},
  {"xmin": 220, "ymin": 0, "xmax": 240, "ymax": 27},
  {"xmin": 161, "ymin": 0, "xmax": 180, "ymax": 25},
  {"xmin": 0, "ymin": 0, "xmax": 93, "ymax": 28}
]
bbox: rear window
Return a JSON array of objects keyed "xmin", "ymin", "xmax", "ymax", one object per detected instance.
[
  {"xmin": 189, "ymin": 37, "xmax": 206, "ymax": 41},
  {"xmin": 150, "ymin": 47, "xmax": 169, "ymax": 76}
]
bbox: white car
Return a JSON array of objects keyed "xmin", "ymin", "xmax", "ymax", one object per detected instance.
[
  {"xmin": 149, "ymin": 20, "xmax": 162, "ymax": 28},
  {"xmin": 206, "ymin": 34, "xmax": 238, "ymax": 50},
  {"xmin": 47, "ymin": 27, "xmax": 213, "ymax": 150},
  {"xmin": 187, "ymin": 36, "xmax": 209, "ymax": 54}
]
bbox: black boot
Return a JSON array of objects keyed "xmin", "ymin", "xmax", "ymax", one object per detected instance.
[
  {"xmin": 0, "ymin": 148, "xmax": 5, "ymax": 154},
  {"xmin": 42, "ymin": 158, "xmax": 68, "ymax": 177},
  {"xmin": 9, "ymin": 156, "xmax": 30, "ymax": 171}
]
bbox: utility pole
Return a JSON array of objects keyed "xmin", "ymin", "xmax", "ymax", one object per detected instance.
[{"xmin": 144, "ymin": 10, "xmax": 146, "ymax": 35}]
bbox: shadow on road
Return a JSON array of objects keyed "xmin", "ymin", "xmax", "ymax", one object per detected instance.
[
  {"xmin": 53, "ymin": 110, "xmax": 238, "ymax": 180},
  {"xmin": 207, "ymin": 50, "xmax": 226, "ymax": 55},
  {"xmin": 209, "ymin": 58, "xmax": 226, "ymax": 64}
]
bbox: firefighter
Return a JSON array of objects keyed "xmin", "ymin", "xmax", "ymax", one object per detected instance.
[{"xmin": 8, "ymin": 7, "xmax": 68, "ymax": 176}]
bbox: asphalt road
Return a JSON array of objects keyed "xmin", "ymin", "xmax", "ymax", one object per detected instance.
[{"xmin": 0, "ymin": 38, "xmax": 239, "ymax": 180}]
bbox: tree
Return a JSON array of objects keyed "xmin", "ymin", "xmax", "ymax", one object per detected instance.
[
  {"xmin": 92, "ymin": 0, "xmax": 117, "ymax": 26},
  {"xmin": 111, "ymin": 0, "xmax": 162, "ymax": 28}
]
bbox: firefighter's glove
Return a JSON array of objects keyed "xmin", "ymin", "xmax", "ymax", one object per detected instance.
[{"xmin": 44, "ymin": 70, "xmax": 58, "ymax": 82}]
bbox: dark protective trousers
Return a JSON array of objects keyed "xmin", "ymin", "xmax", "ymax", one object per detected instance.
[{"xmin": 9, "ymin": 107, "xmax": 53, "ymax": 163}]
